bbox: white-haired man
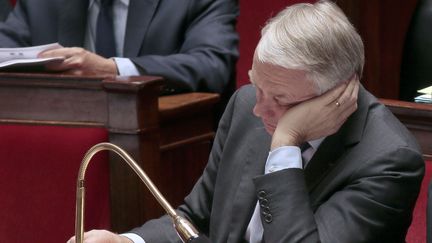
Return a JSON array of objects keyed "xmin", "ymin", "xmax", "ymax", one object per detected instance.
[{"xmin": 69, "ymin": 1, "xmax": 424, "ymax": 242}]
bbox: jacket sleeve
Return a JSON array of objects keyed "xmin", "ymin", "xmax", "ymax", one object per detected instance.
[
  {"xmin": 130, "ymin": 0, "xmax": 239, "ymax": 93},
  {"xmin": 254, "ymin": 147, "xmax": 424, "ymax": 243},
  {"xmin": 0, "ymin": 0, "xmax": 32, "ymax": 47}
]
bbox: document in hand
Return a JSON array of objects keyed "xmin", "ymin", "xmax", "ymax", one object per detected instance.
[{"xmin": 0, "ymin": 43, "xmax": 64, "ymax": 69}]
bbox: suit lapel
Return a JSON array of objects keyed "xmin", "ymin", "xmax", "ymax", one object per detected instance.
[
  {"xmin": 226, "ymin": 127, "xmax": 271, "ymax": 242},
  {"xmin": 305, "ymin": 86, "xmax": 369, "ymax": 192},
  {"xmin": 304, "ymin": 132, "xmax": 345, "ymax": 191},
  {"xmin": 58, "ymin": 0, "xmax": 89, "ymax": 47},
  {"xmin": 123, "ymin": 0, "xmax": 160, "ymax": 57}
]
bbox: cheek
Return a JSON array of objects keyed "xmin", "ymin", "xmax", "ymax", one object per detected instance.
[
  {"xmin": 273, "ymin": 107, "xmax": 288, "ymax": 123},
  {"xmin": 261, "ymin": 105, "xmax": 288, "ymax": 126}
]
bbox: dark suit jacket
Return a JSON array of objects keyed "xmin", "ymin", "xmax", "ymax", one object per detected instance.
[
  {"xmin": 132, "ymin": 85, "xmax": 424, "ymax": 243},
  {"xmin": 0, "ymin": 0, "xmax": 11, "ymax": 21},
  {"xmin": 0, "ymin": 0, "xmax": 239, "ymax": 93}
]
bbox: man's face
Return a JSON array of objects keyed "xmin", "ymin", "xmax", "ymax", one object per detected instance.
[{"xmin": 249, "ymin": 57, "xmax": 319, "ymax": 135}]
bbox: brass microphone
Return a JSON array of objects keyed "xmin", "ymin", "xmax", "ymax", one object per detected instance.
[{"xmin": 75, "ymin": 142, "xmax": 200, "ymax": 243}]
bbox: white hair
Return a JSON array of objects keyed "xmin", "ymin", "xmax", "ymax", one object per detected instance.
[{"xmin": 255, "ymin": 0, "xmax": 364, "ymax": 94}]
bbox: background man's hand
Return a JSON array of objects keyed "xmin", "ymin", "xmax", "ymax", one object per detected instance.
[
  {"xmin": 67, "ymin": 230, "xmax": 132, "ymax": 243},
  {"xmin": 39, "ymin": 47, "xmax": 118, "ymax": 75},
  {"xmin": 271, "ymin": 77, "xmax": 360, "ymax": 149}
]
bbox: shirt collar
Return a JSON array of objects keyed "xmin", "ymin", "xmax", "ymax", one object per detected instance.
[
  {"xmin": 118, "ymin": 0, "xmax": 129, "ymax": 6},
  {"xmin": 308, "ymin": 137, "xmax": 325, "ymax": 151}
]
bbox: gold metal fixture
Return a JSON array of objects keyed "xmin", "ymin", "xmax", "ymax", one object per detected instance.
[{"xmin": 75, "ymin": 142, "xmax": 199, "ymax": 243}]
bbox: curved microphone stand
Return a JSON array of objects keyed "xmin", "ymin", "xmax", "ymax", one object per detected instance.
[{"xmin": 75, "ymin": 142, "xmax": 202, "ymax": 243}]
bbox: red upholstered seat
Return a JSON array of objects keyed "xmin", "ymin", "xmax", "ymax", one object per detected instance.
[
  {"xmin": 406, "ymin": 160, "xmax": 432, "ymax": 243},
  {"xmin": 0, "ymin": 124, "xmax": 110, "ymax": 243}
]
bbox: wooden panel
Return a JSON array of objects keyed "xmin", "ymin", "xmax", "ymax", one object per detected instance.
[
  {"xmin": 380, "ymin": 99, "xmax": 432, "ymax": 160},
  {"xmin": 157, "ymin": 93, "xmax": 219, "ymax": 212},
  {"xmin": 0, "ymin": 73, "xmax": 106, "ymax": 124},
  {"xmin": 338, "ymin": 0, "xmax": 419, "ymax": 99},
  {"xmin": 0, "ymin": 72, "xmax": 164, "ymax": 232},
  {"xmin": 0, "ymin": 72, "xmax": 220, "ymax": 233}
]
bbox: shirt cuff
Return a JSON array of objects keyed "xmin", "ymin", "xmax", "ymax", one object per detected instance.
[
  {"xmin": 121, "ymin": 233, "xmax": 146, "ymax": 243},
  {"xmin": 113, "ymin": 57, "xmax": 142, "ymax": 76},
  {"xmin": 265, "ymin": 146, "xmax": 302, "ymax": 174}
]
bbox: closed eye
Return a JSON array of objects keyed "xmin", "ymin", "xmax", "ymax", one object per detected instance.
[{"xmin": 274, "ymin": 97, "xmax": 301, "ymax": 107}]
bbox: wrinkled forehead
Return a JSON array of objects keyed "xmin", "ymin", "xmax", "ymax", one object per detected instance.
[
  {"xmin": 250, "ymin": 56, "xmax": 307, "ymax": 84},
  {"xmin": 251, "ymin": 60, "xmax": 287, "ymax": 78},
  {"xmin": 249, "ymin": 53, "xmax": 319, "ymax": 100}
]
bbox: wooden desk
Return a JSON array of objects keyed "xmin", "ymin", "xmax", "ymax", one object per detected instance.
[
  {"xmin": 0, "ymin": 72, "xmax": 218, "ymax": 232},
  {"xmin": 380, "ymin": 99, "xmax": 432, "ymax": 160}
]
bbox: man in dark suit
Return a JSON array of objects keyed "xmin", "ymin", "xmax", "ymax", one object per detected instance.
[
  {"xmin": 70, "ymin": 1, "xmax": 424, "ymax": 242},
  {"xmin": 0, "ymin": 0, "xmax": 238, "ymax": 94}
]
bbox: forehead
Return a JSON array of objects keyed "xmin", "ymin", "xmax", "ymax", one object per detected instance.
[
  {"xmin": 250, "ymin": 59, "xmax": 306, "ymax": 84},
  {"xmin": 249, "ymin": 58, "xmax": 318, "ymax": 101}
]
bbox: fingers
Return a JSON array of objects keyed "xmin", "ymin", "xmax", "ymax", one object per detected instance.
[
  {"xmin": 40, "ymin": 47, "xmax": 82, "ymax": 71},
  {"xmin": 66, "ymin": 236, "xmax": 75, "ymax": 243},
  {"xmin": 316, "ymin": 81, "xmax": 348, "ymax": 106},
  {"xmin": 40, "ymin": 47, "xmax": 117, "ymax": 74},
  {"xmin": 44, "ymin": 59, "xmax": 74, "ymax": 71},
  {"xmin": 42, "ymin": 47, "xmax": 97, "ymax": 71},
  {"xmin": 334, "ymin": 77, "xmax": 359, "ymax": 125},
  {"xmin": 315, "ymin": 75, "xmax": 359, "ymax": 109},
  {"xmin": 336, "ymin": 76, "xmax": 358, "ymax": 107},
  {"xmin": 39, "ymin": 47, "xmax": 85, "ymax": 58},
  {"xmin": 338, "ymin": 77, "xmax": 359, "ymax": 111},
  {"xmin": 310, "ymin": 77, "xmax": 358, "ymax": 136},
  {"xmin": 351, "ymin": 76, "xmax": 360, "ymax": 97}
]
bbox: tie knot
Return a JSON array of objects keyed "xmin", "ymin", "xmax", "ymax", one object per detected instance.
[{"xmin": 300, "ymin": 142, "xmax": 311, "ymax": 153}]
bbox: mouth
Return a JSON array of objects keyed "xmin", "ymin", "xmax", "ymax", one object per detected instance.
[{"xmin": 262, "ymin": 120, "xmax": 276, "ymax": 134}]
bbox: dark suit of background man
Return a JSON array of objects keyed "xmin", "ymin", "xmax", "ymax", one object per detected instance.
[
  {"xmin": 0, "ymin": 0, "xmax": 239, "ymax": 94},
  {"xmin": 0, "ymin": 0, "xmax": 11, "ymax": 21},
  {"xmin": 69, "ymin": 1, "xmax": 424, "ymax": 242}
]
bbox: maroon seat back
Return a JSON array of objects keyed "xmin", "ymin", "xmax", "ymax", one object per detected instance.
[
  {"xmin": 0, "ymin": 124, "xmax": 110, "ymax": 243},
  {"xmin": 236, "ymin": 0, "xmax": 314, "ymax": 87},
  {"xmin": 406, "ymin": 160, "xmax": 432, "ymax": 243}
]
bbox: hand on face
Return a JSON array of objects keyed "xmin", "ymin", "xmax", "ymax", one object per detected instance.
[
  {"xmin": 271, "ymin": 76, "xmax": 359, "ymax": 150},
  {"xmin": 39, "ymin": 47, "xmax": 118, "ymax": 75},
  {"xmin": 67, "ymin": 229, "xmax": 132, "ymax": 243}
]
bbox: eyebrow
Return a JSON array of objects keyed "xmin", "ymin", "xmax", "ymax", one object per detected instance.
[
  {"xmin": 273, "ymin": 92, "xmax": 314, "ymax": 105},
  {"xmin": 273, "ymin": 97, "xmax": 302, "ymax": 107}
]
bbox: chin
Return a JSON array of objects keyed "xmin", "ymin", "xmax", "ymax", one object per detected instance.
[{"xmin": 264, "ymin": 124, "xmax": 275, "ymax": 135}]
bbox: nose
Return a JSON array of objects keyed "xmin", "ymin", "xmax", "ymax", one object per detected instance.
[
  {"xmin": 253, "ymin": 89, "xmax": 263, "ymax": 117},
  {"xmin": 253, "ymin": 97, "xmax": 274, "ymax": 119},
  {"xmin": 253, "ymin": 100, "xmax": 263, "ymax": 117}
]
